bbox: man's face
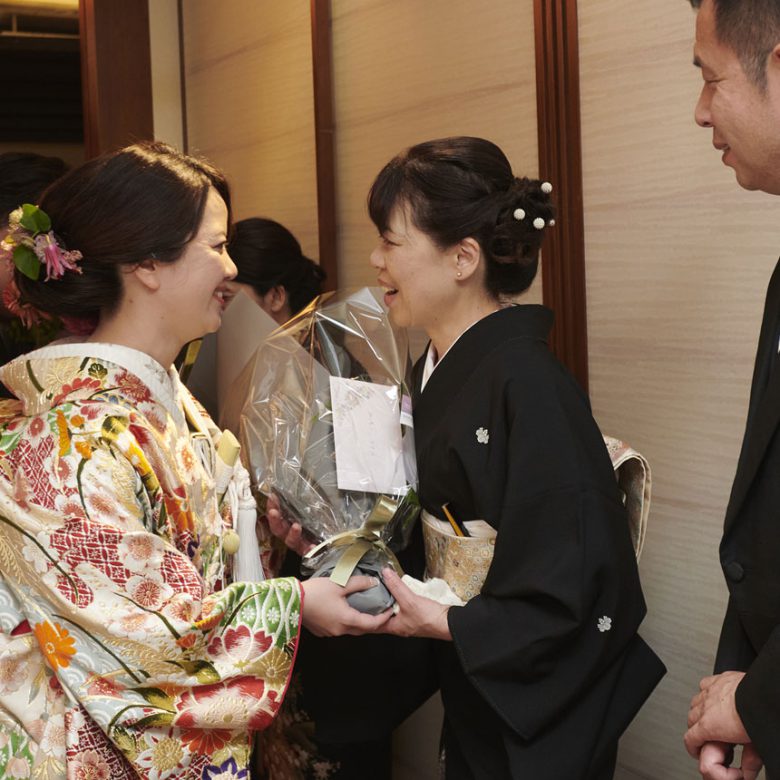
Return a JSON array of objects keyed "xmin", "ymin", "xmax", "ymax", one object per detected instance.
[{"xmin": 694, "ymin": 0, "xmax": 780, "ymax": 194}]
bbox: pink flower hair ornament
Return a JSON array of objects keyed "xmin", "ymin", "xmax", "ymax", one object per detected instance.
[{"xmin": 1, "ymin": 204, "xmax": 82, "ymax": 281}]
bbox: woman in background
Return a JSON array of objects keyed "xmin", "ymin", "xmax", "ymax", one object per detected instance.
[
  {"xmin": 367, "ymin": 136, "xmax": 666, "ymax": 779},
  {"xmin": 0, "ymin": 141, "xmax": 387, "ymax": 779},
  {"xmin": 223, "ymin": 217, "xmax": 325, "ymax": 322}
]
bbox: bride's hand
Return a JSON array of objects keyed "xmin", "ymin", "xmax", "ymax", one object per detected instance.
[{"xmin": 301, "ymin": 576, "xmax": 393, "ymax": 637}]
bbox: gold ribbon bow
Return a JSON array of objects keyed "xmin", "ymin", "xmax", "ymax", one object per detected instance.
[{"xmin": 304, "ymin": 496, "xmax": 403, "ymax": 586}]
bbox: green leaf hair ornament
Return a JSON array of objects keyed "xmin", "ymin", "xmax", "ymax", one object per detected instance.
[{"xmin": 2, "ymin": 204, "xmax": 82, "ymax": 281}]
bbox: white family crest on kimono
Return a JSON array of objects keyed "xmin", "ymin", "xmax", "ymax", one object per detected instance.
[{"xmin": 0, "ymin": 342, "xmax": 301, "ymax": 780}]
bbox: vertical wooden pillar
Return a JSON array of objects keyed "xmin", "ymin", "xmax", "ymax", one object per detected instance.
[
  {"xmin": 534, "ymin": 0, "xmax": 588, "ymax": 392},
  {"xmin": 79, "ymin": 0, "xmax": 154, "ymax": 158},
  {"xmin": 310, "ymin": 0, "xmax": 338, "ymax": 289}
]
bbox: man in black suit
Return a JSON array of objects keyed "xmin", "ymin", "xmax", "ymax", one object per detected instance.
[{"xmin": 684, "ymin": 2, "xmax": 780, "ymax": 779}]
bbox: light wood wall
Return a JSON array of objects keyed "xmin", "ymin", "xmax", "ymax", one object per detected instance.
[
  {"xmin": 579, "ymin": 3, "xmax": 780, "ymax": 778},
  {"xmin": 331, "ymin": 0, "xmax": 540, "ymax": 301},
  {"xmin": 181, "ymin": 0, "xmax": 319, "ymax": 253},
  {"xmin": 181, "ymin": 1, "xmax": 320, "ymax": 412},
  {"xmin": 149, "ymin": 0, "xmax": 183, "ymax": 151}
]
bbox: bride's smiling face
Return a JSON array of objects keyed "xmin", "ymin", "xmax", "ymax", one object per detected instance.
[{"xmin": 154, "ymin": 188, "xmax": 237, "ymax": 343}]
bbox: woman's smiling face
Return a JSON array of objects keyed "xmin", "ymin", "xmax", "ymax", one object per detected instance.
[{"xmin": 369, "ymin": 204, "xmax": 457, "ymax": 332}]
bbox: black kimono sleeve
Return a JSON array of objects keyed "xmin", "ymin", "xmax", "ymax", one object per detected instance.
[{"xmin": 446, "ymin": 362, "xmax": 649, "ymax": 741}]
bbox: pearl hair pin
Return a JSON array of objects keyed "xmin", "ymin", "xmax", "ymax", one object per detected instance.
[
  {"xmin": 513, "ymin": 208, "xmax": 525, "ymax": 221},
  {"xmin": 533, "ymin": 217, "xmax": 545, "ymax": 230},
  {"xmin": 541, "ymin": 182, "xmax": 553, "ymax": 194}
]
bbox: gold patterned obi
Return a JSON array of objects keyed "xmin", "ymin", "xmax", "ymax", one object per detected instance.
[{"xmin": 421, "ymin": 511, "xmax": 497, "ymax": 601}]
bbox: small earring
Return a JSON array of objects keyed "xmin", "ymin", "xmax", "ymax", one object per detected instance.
[{"xmin": 456, "ymin": 271, "xmax": 462, "ymax": 278}]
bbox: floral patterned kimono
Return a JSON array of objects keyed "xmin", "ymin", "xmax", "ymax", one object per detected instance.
[{"xmin": 0, "ymin": 343, "xmax": 301, "ymax": 780}]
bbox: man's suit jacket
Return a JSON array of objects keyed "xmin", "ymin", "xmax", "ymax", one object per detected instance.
[{"xmin": 717, "ymin": 258, "xmax": 780, "ymax": 773}]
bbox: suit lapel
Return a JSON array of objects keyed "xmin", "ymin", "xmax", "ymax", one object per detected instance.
[{"xmin": 725, "ymin": 258, "xmax": 780, "ymax": 530}]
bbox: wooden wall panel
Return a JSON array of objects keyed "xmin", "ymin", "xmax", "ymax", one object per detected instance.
[
  {"xmin": 331, "ymin": 0, "xmax": 540, "ymax": 305},
  {"xmin": 579, "ymin": 3, "xmax": 780, "ymax": 778},
  {"xmin": 181, "ymin": 1, "xmax": 320, "ymax": 412},
  {"xmin": 182, "ymin": 1, "xmax": 319, "ymax": 254},
  {"xmin": 311, "ymin": 0, "xmax": 338, "ymax": 288},
  {"xmin": 148, "ymin": 0, "xmax": 184, "ymax": 150},
  {"xmin": 79, "ymin": 0, "xmax": 153, "ymax": 157},
  {"xmin": 535, "ymin": 0, "xmax": 588, "ymax": 391}
]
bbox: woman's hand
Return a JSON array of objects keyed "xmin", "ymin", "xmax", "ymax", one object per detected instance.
[
  {"xmin": 301, "ymin": 576, "xmax": 393, "ymax": 637},
  {"xmin": 377, "ymin": 568, "xmax": 452, "ymax": 640},
  {"xmin": 265, "ymin": 493, "xmax": 314, "ymax": 556}
]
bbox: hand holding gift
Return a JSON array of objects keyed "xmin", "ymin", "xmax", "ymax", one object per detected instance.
[
  {"xmin": 265, "ymin": 493, "xmax": 314, "ymax": 557},
  {"xmin": 300, "ymin": 575, "xmax": 393, "ymax": 636}
]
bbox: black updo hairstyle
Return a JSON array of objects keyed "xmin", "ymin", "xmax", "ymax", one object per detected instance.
[
  {"xmin": 0, "ymin": 152, "xmax": 68, "ymax": 223},
  {"xmin": 367, "ymin": 136, "xmax": 554, "ymax": 298},
  {"xmin": 227, "ymin": 218, "xmax": 325, "ymax": 316},
  {"xmin": 14, "ymin": 141, "xmax": 231, "ymax": 320}
]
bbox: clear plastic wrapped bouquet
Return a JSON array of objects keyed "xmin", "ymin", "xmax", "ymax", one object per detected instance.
[{"xmin": 225, "ymin": 287, "xmax": 420, "ymax": 611}]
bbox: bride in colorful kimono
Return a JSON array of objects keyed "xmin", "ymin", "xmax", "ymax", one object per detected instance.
[
  {"xmin": 0, "ymin": 141, "xmax": 389, "ymax": 780},
  {"xmin": 364, "ymin": 136, "xmax": 667, "ymax": 779}
]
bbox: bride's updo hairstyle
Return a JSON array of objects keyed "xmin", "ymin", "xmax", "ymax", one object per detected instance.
[
  {"xmin": 368, "ymin": 136, "xmax": 554, "ymax": 298},
  {"xmin": 15, "ymin": 141, "xmax": 231, "ymax": 320}
]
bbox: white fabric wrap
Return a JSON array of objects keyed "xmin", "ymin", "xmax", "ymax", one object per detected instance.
[{"xmin": 228, "ymin": 459, "xmax": 265, "ymax": 582}]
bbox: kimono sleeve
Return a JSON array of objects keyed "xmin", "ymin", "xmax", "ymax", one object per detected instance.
[
  {"xmin": 0, "ymin": 406, "xmax": 302, "ymax": 772},
  {"xmin": 447, "ymin": 368, "xmax": 647, "ymax": 741}
]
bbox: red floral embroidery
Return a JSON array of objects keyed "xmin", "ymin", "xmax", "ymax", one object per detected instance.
[
  {"xmin": 174, "ymin": 677, "xmax": 273, "ymax": 731},
  {"xmin": 116, "ymin": 372, "xmax": 153, "ymax": 405},
  {"xmin": 207, "ymin": 625, "xmax": 272, "ymax": 663},
  {"xmin": 52, "ymin": 377, "xmax": 102, "ymax": 407},
  {"xmin": 128, "ymin": 423, "xmax": 153, "ymax": 448},
  {"xmin": 179, "ymin": 728, "xmax": 233, "ymax": 755},
  {"xmin": 28, "ymin": 416, "xmax": 45, "ymax": 438},
  {"xmin": 85, "ymin": 674, "xmax": 125, "ymax": 697}
]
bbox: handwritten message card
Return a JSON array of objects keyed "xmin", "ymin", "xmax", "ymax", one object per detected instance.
[{"xmin": 330, "ymin": 377, "xmax": 404, "ymax": 493}]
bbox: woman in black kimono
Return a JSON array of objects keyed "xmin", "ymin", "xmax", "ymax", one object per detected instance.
[{"xmin": 368, "ymin": 136, "xmax": 666, "ymax": 779}]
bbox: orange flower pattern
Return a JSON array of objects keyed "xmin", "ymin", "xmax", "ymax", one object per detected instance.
[
  {"xmin": 0, "ymin": 345, "xmax": 302, "ymax": 779},
  {"xmin": 33, "ymin": 621, "xmax": 76, "ymax": 670}
]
